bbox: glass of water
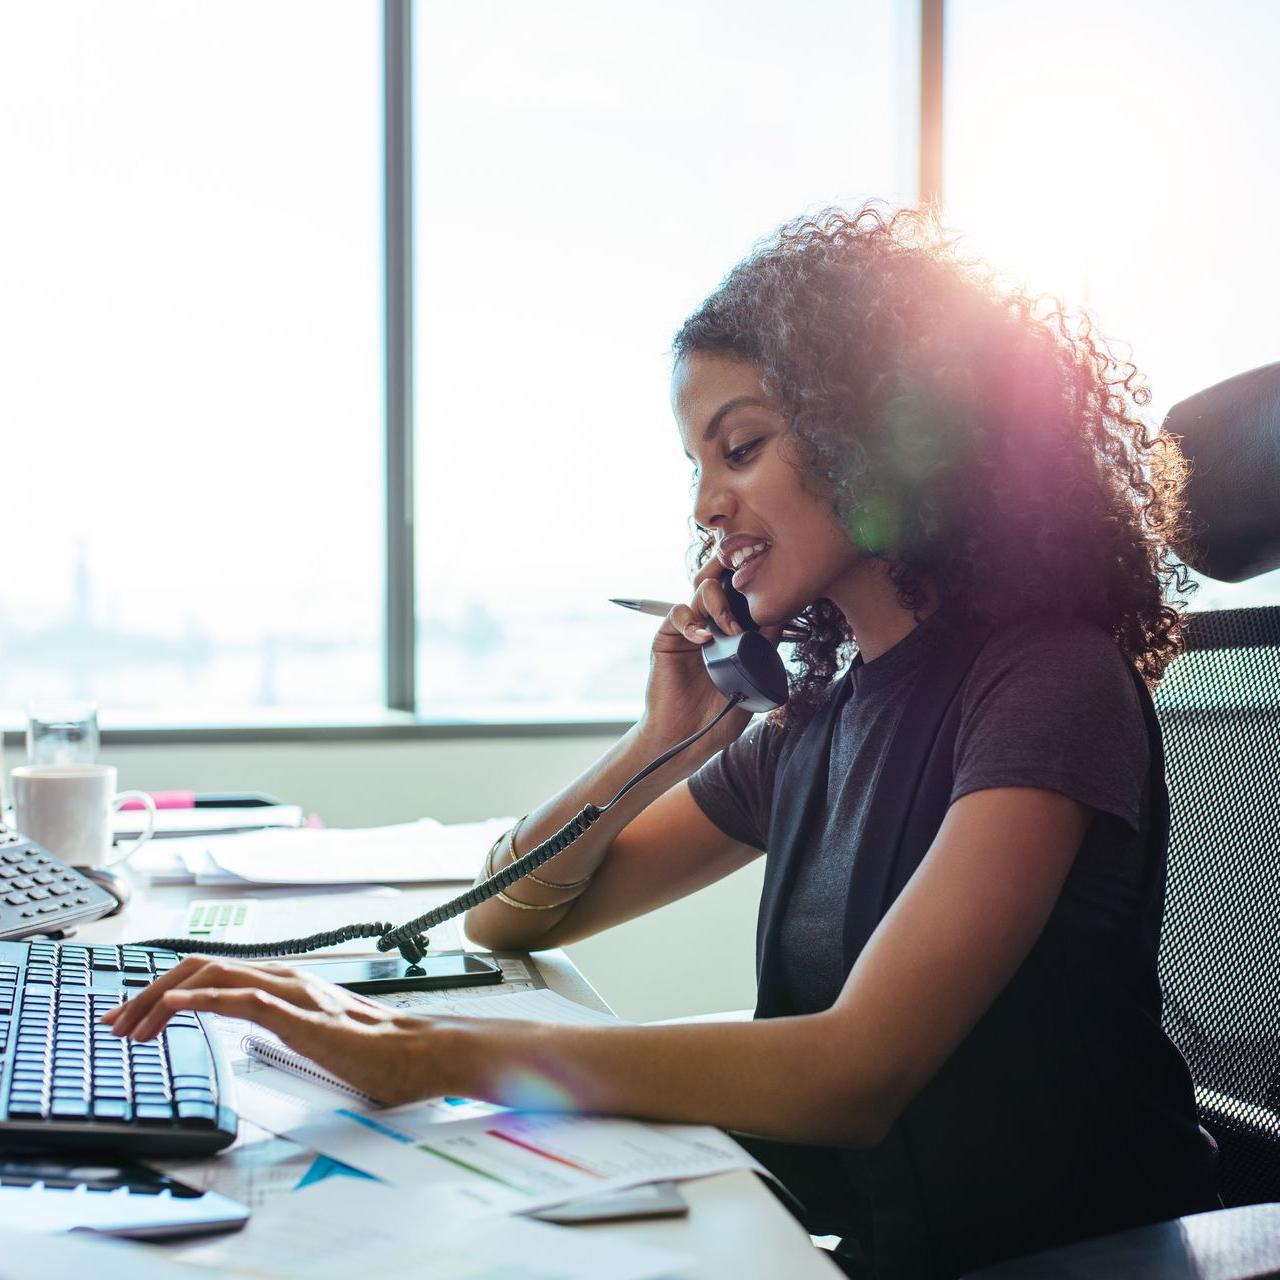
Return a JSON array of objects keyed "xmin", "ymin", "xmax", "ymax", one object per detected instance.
[{"xmin": 26, "ymin": 702, "xmax": 100, "ymax": 766}]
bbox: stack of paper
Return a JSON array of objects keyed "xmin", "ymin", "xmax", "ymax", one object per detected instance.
[{"xmin": 133, "ymin": 817, "xmax": 513, "ymax": 887}]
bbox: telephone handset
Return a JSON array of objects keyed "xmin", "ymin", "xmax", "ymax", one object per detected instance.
[{"xmin": 700, "ymin": 572, "xmax": 789, "ymax": 713}]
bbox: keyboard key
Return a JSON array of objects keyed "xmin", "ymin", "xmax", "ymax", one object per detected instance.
[
  {"xmin": 175, "ymin": 1101, "xmax": 217, "ymax": 1126},
  {"xmin": 164, "ymin": 1028, "xmax": 212, "ymax": 1079},
  {"xmin": 92, "ymin": 1099, "xmax": 131, "ymax": 1121},
  {"xmin": 49, "ymin": 1098, "xmax": 91, "ymax": 1119},
  {"xmin": 134, "ymin": 1102, "xmax": 174, "ymax": 1122}
]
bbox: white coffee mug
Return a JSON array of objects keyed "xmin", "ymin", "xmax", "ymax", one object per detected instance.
[{"xmin": 9, "ymin": 765, "xmax": 157, "ymax": 869}]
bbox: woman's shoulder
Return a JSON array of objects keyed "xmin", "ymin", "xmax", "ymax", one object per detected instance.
[
  {"xmin": 967, "ymin": 614, "xmax": 1140, "ymax": 701},
  {"xmin": 952, "ymin": 615, "xmax": 1150, "ymax": 828}
]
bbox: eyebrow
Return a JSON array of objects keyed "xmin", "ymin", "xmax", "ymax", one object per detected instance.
[{"xmin": 702, "ymin": 396, "xmax": 770, "ymax": 443}]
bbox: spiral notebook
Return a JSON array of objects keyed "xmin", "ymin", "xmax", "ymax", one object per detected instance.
[{"xmin": 241, "ymin": 1035, "xmax": 378, "ymax": 1105}]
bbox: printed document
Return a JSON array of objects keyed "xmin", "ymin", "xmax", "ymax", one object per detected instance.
[
  {"xmin": 285, "ymin": 1106, "xmax": 762, "ymax": 1217},
  {"xmin": 172, "ymin": 1177, "xmax": 687, "ymax": 1279}
]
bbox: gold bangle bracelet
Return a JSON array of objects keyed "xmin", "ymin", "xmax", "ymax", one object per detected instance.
[
  {"xmin": 508, "ymin": 815, "xmax": 595, "ymax": 891},
  {"xmin": 485, "ymin": 824, "xmax": 591, "ymax": 910},
  {"xmin": 525, "ymin": 869, "xmax": 594, "ymax": 890}
]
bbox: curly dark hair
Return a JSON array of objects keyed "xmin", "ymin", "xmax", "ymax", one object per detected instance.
[{"xmin": 673, "ymin": 203, "xmax": 1192, "ymax": 722}]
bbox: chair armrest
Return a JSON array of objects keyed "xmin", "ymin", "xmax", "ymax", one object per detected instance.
[{"xmin": 961, "ymin": 1203, "xmax": 1280, "ymax": 1280}]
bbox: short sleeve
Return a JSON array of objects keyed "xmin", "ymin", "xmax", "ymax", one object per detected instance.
[
  {"xmin": 687, "ymin": 717, "xmax": 788, "ymax": 850},
  {"xmin": 951, "ymin": 619, "xmax": 1149, "ymax": 831}
]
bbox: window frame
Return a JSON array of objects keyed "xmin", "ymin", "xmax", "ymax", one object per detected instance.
[{"xmin": 3, "ymin": 0, "xmax": 936, "ymax": 746}]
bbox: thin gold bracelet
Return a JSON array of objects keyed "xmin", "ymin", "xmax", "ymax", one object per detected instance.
[
  {"xmin": 510, "ymin": 817, "xmax": 595, "ymax": 891},
  {"xmin": 485, "ymin": 822, "xmax": 592, "ymax": 910}
]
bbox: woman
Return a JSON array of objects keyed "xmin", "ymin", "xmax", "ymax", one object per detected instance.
[{"xmin": 106, "ymin": 206, "xmax": 1219, "ymax": 1278}]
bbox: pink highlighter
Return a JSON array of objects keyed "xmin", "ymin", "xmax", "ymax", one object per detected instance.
[{"xmin": 117, "ymin": 791, "xmax": 281, "ymax": 811}]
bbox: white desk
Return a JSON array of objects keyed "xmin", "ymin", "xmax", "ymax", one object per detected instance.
[{"xmin": 72, "ymin": 872, "xmax": 837, "ymax": 1279}]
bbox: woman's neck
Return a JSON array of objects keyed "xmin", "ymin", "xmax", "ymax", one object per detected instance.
[{"xmin": 829, "ymin": 560, "xmax": 938, "ymax": 663}]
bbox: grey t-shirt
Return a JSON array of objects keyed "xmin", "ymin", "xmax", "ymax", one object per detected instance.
[{"xmin": 688, "ymin": 612, "xmax": 1150, "ymax": 1015}]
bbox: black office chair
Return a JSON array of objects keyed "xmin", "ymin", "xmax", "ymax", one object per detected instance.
[
  {"xmin": 1157, "ymin": 361, "xmax": 1280, "ymax": 1212},
  {"xmin": 965, "ymin": 361, "xmax": 1280, "ymax": 1279}
]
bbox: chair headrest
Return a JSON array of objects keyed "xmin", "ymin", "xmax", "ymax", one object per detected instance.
[{"xmin": 1163, "ymin": 361, "xmax": 1280, "ymax": 582}]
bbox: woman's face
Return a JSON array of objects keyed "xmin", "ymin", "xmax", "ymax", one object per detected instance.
[{"xmin": 673, "ymin": 351, "xmax": 863, "ymax": 625}]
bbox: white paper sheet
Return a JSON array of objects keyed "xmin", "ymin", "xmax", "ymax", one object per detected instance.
[
  {"xmin": 373, "ymin": 986, "xmax": 620, "ymax": 1026},
  {"xmin": 159, "ymin": 886, "xmax": 448, "ymax": 957},
  {"xmin": 150, "ymin": 1119, "xmax": 316, "ymax": 1211},
  {"xmin": 286, "ymin": 1106, "xmax": 762, "ymax": 1216},
  {"xmin": 0, "ymin": 1228, "xmax": 205, "ymax": 1280},
  {"xmin": 203, "ymin": 817, "xmax": 513, "ymax": 885},
  {"xmin": 134, "ymin": 817, "xmax": 511, "ymax": 886},
  {"xmin": 171, "ymin": 1178, "xmax": 686, "ymax": 1279}
]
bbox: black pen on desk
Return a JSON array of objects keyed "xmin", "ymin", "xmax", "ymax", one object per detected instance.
[
  {"xmin": 192, "ymin": 792, "xmax": 284, "ymax": 808},
  {"xmin": 610, "ymin": 597, "xmax": 806, "ymax": 643}
]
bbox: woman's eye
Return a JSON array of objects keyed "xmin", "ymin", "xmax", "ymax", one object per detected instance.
[{"xmin": 727, "ymin": 438, "xmax": 763, "ymax": 465}]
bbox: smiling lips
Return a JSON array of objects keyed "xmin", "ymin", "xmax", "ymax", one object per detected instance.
[{"xmin": 716, "ymin": 535, "xmax": 772, "ymax": 590}]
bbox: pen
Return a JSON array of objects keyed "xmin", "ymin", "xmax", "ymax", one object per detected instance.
[{"xmin": 609, "ymin": 598, "xmax": 806, "ymax": 643}]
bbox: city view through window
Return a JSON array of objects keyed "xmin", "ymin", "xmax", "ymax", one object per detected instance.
[{"xmin": 1, "ymin": 1, "xmax": 1274, "ymax": 727}]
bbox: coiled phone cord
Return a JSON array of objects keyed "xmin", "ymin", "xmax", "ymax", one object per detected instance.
[{"xmin": 135, "ymin": 694, "xmax": 745, "ymax": 967}]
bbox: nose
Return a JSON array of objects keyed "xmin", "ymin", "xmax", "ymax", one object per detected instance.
[{"xmin": 693, "ymin": 468, "xmax": 735, "ymax": 532}]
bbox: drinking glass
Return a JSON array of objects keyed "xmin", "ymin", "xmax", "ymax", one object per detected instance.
[{"xmin": 26, "ymin": 702, "xmax": 100, "ymax": 766}]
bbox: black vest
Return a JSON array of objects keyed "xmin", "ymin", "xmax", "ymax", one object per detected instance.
[{"xmin": 747, "ymin": 624, "xmax": 1218, "ymax": 1279}]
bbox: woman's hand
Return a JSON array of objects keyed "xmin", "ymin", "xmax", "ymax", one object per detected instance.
[
  {"xmin": 100, "ymin": 956, "xmax": 444, "ymax": 1107},
  {"xmin": 639, "ymin": 558, "xmax": 782, "ymax": 752}
]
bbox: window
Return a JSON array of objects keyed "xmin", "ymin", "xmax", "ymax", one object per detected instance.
[
  {"xmin": 943, "ymin": 0, "xmax": 1280, "ymax": 612},
  {"xmin": 16, "ymin": 3, "xmax": 1265, "ymax": 732},
  {"xmin": 0, "ymin": 1, "xmax": 383, "ymax": 720},
  {"xmin": 412, "ymin": 0, "xmax": 917, "ymax": 720}
]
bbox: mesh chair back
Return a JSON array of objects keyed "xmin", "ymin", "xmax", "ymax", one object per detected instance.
[{"xmin": 1154, "ymin": 606, "xmax": 1280, "ymax": 1207}]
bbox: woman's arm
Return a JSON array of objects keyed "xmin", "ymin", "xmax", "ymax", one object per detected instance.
[
  {"xmin": 465, "ymin": 562, "xmax": 769, "ymax": 951},
  {"xmin": 110, "ymin": 786, "xmax": 1090, "ymax": 1147},
  {"xmin": 463, "ymin": 725, "xmax": 758, "ymax": 952}
]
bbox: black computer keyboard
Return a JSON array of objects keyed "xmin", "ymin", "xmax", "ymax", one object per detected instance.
[{"xmin": 0, "ymin": 940, "xmax": 237, "ymax": 1156}]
